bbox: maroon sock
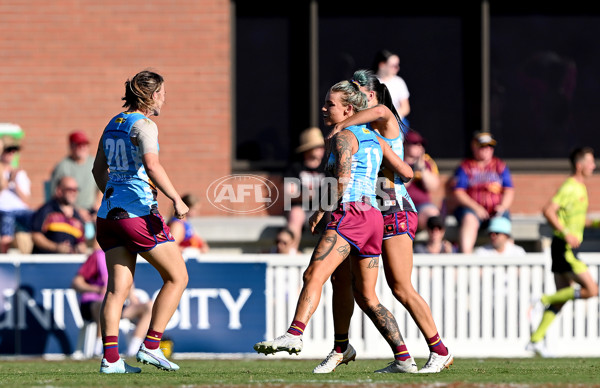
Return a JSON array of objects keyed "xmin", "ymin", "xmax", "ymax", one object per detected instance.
[
  {"xmin": 334, "ymin": 333, "xmax": 349, "ymax": 353},
  {"xmin": 144, "ymin": 329, "xmax": 163, "ymax": 350},
  {"xmin": 394, "ymin": 344, "xmax": 411, "ymax": 361},
  {"xmin": 427, "ymin": 333, "xmax": 449, "ymax": 356},
  {"xmin": 287, "ymin": 320, "xmax": 306, "ymax": 336},
  {"xmin": 103, "ymin": 335, "xmax": 120, "ymax": 363}
]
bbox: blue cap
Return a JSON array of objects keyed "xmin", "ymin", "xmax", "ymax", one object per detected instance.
[{"xmin": 488, "ymin": 217, "xmax": 511, "ymax": 235}]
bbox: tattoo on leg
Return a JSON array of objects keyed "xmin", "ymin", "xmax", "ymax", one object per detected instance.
[
  {"xmin": 311, "ymin": 234, "xmax": 337, "ymax": 262},
  {"xmin": 367, "ymin": 257, "xmax": 379, "ymax": 268},
  {"xmin": 364, "ymin": 303, "xmax": 404, "ymax": 348},
  {"xmin": 299, "ymin": 292, "xmax": 315, "ymax": 321},
  {"xmin": 337, "ymin": 244, "xmax": 350, "ymax": 259}
]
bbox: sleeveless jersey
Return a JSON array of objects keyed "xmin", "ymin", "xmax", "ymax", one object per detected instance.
[
  {"xmin": 325, "ymin": 125, "xmax": 382, "ymax": 208},
  {"xmin": 97, "ymin": 112, "xmax": 159, "ymax": 219},
  {"xmin": 373, "ymin": 126, "xmax": 417, "ymax": 215}
]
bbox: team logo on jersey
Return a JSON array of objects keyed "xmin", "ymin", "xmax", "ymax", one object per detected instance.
[
  {"xmin": 206, "ymin": 174, "xmax": 279, "ymax": 214},
  {"xmin": 115, "ymin": 117, "xmax": 126, "ymax": 123},
  {"xmin": 362, "ymin": 128, "xmax": 370, "ymax": 134}
]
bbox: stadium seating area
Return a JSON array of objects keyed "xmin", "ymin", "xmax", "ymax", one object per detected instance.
[{"xmin": 189, "ymin": 215, "xmax": 566, "ymax": 254}]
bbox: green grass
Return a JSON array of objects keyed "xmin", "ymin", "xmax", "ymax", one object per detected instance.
[{"xmin": 1, "ymin": 357, "xmax": 599, "ymax": 387}]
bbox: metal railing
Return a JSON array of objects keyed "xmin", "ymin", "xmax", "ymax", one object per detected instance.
[{"xmin": 204, "ymin": 253, "xmax": 600, "ymax": 358}]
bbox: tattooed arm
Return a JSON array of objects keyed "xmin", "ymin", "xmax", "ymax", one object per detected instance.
[
  {"xmin": 332, "ymin": 130, "xmax": 356, "ymax": 203},
  {"xmin": 309, "ymin": 130, "xmax": 357, "ymax": 233}
]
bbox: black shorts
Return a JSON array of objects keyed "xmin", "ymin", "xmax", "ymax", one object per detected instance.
[
  {"xmin": 80, "ymin": 302, "xmax": 97, "ymax": 322},
  {"xmin": 550, "ymin": 236, "xmax": 587, "ymax": 274}
]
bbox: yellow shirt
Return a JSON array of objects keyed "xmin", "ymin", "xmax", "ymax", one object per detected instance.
[{"xmin": 552, "ymin": 177, "xmax": 588, "ymax": 242}]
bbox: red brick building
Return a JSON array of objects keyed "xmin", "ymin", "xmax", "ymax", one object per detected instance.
[{"xmin": 1, "ymin": 1, "xmax": 599, "ymax": 219}]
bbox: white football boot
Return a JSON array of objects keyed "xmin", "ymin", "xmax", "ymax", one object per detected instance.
[
  {"xmin": 254, "ymin": 333, "xmax": 303, "ymax": 355},
  {"xmin": 375, "ymin": 358, "xmax": 418, "ymax": 373},
  {"xmin": 313, "ymin": 344, "xmax": 356, "ymax": 373},
  {"xmin": 418, "ymin": 351, "xmax": 454, "ymax": 373}
]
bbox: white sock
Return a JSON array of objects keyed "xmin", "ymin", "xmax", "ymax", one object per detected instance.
[
  {"xmin": 127, "ymin": 337, "xmax": 144, "ymax": 357},
  {"xmin": 94, "ymin": 337, "xmax": 103, "ymax": 357}
]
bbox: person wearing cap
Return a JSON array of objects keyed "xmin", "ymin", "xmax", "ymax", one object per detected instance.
[
  {"xmin": 474, "ymin": 217, "xmax": 525, "ymax": 256},
  {"xmin": 283, "ymin": 127, "xmax": 327, "ymax": 252},
  {"xmin": 414, "ymin": 216, "xmax": 457, "ymax": 254},
  {"xmin": 451, "ymin": 131, "xmax": 515, "ymax": 253},
  {"xmin": 404, "ymin": 130, "xmax": 441, "ymax": 232},
  {"xmin": 49, "ymin": 130, "xmax": 101, "ymax": 226},
  {"xmin": 0, "ymin": 138, "xmax": 34, "ymax": 253}
]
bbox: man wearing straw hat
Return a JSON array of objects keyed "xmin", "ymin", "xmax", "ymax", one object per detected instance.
[{"xmin": 283, "ymin": 127, "xmax": 327, "ymax": 253}]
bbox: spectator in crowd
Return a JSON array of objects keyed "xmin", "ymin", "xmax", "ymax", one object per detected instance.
[
  {"xmin": 167, "ymin": 193, "xmax": 209, "ymax": 254},
  {"xmin": 271, "ymin": 227, "xmax": 296, "ymax": 254},
  {"xmin": 451, "ymin": 131, "xmax": 514, "ymax": 253},
  {"xmin": 50, "ymin": 130, "xmax": 102, "ymax": 240},
  {"xmin": 528, "ymin": 147, "xmax": 599, "ymax": 357},
  {"xmin": 414, "ymin": 216, "xmax": 457, "ymax": 254},
  {"xmin": 31, "ymin": 176, "xmax": 87, "ymax": 254},
  {"xmin": 283, "ymin": 127, "xmax": 327, "ymax": 253},
  {"xmin": 403, "ymin": 130, "xmax": 441, "ymax": 232},
  {"xmin": 474, "ymin": 217, "xmax": 526, "ymax": 256},
  {"xmin": 0, "ymin": 139, "xmax": 34, "ymax": 253},
  {"xmin": 72, "ymin": 239, "xmax": 152, "ymax": 358},
  {"xmin": 0, "ymin": 138, "xmax": 5, "ymax": 190},
  {"xmin": 371, "ymin": 49, "xmax": 411, "ymax": 126}
]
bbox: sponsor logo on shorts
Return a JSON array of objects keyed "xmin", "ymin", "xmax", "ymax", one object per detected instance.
[{"xmin": 206, "ymin": 174, "xmax": 279, "ymax": 214}]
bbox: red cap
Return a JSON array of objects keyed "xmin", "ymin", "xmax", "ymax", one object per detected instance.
[
  {"xmin": 405, "ymin": 130, "xmax": 426, "ymax": 146},
  {"xmin": 69, "ymin": 130, "xmax": 89, "ymax": 145}
]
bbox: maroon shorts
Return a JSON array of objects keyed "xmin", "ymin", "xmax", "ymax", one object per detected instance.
[
  {"xmin": 96, "ymin": 213, "xmax": 174, "ymax": 254},
  {"xmin": 383, "ymin": 211, "xmax": 418, "ymax": 240},
  {"xmin": 326, "ymin": 201, "xmax": 383, "ymax": 257}
]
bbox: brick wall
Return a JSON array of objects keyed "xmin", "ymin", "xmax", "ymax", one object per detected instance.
[
  {"xmin": 2, "ymin": 2, "xmax": 600, "ymax": 220},
  {"xmin": 433, "ymin": 173, "xmax": 600, "ymax": 216},
  {"xmin": 0, "ymin": 0, "xmax": 231, "ymax": 216}
]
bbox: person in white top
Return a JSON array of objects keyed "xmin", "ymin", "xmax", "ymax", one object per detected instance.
[
  {"xmin": 0, "ymin": 140, "xmax": 33, "ymax": 253},
  {"xmin": 474, "ymin": 217, "xmax": 526, "ymax": 256},
  {"xmin": 371, "ymin": 49, "xmax": 411, "ymax": 124}
]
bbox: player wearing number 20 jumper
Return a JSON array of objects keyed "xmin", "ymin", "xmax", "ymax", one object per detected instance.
[
  {"xmin": 98, "ymin": 112, "xmax": 159, "ymax": 218},
  {"xmin": 93, "ymin": 70, "xmax": 188, "ymax": 374}
]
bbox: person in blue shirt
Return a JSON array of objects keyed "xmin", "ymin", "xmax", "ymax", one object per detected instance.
[
  {"xmin": 314, "ymin": 70, "xmax": 452, "ymax": 374},
  {"xmin": 254, "ymin": 78, "xmax": 414, "ymax": 373},
  {"xmin": 92, "ymin": 70, "xmax": 188, "ymax": 374}
]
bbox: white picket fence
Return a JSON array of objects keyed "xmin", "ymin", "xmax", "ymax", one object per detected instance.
[{"xmin": 200, "ymin": 252, "xmax": 600, "ymax": 359}]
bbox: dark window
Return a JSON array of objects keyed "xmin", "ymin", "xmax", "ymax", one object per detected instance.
[
  {"xmin": 234, "ymin": 1, "xmax": 599, "ymax": 171},
  {"xmin": 491, "ymin": 14, "xmax": 600, "ymax": 158}
]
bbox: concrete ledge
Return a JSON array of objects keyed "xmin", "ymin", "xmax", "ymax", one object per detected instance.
[{"xmin": 190, "ymin": 214, "xmax": 566, "ymax": 253}]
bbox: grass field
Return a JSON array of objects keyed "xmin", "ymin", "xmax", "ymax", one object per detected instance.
[{"xmin": 1, "ymin": 356, "xmax": 600, "ymax": 387}]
